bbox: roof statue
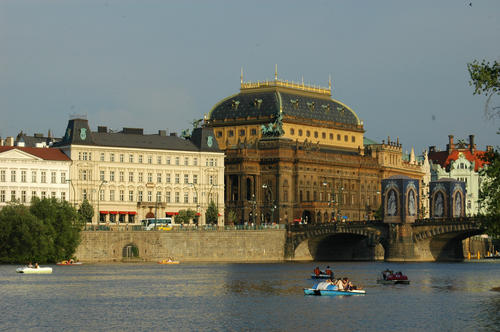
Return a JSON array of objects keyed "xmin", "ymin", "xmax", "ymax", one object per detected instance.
[{"xmin": 261, "ymin": 113, "xmax": 284, "ymax": 137}]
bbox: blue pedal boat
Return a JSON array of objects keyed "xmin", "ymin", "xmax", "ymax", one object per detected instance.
[{"xmin": 304, "ymin": 288, "xmax": 366, "ymax": 296}]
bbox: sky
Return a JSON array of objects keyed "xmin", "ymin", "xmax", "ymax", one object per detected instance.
[{"xmin": 1, "ymin": 0, "xmax": 499, "ymax": 155}]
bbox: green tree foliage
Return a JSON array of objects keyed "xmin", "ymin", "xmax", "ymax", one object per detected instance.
[
  {"xmin": 468, "ymin": 59, "xmax": 500, "ymax": 235},
  {"xmin": 78, "ymin": 199, "xmax": 94, "ymax": 223},
  {"xmin": 176, "ymin": 209, "xmax": 197, "ymax": 224},
  {"xmin": 479, "ymin": 149, "xmax": 500, "ymax": 235},
  {"xmin": 205, "ymin": 201, "xmax": 219, "ymax": 225},
  {"xmin": 467, "ymin": 59, "xmax": 500, "ymax": 119},
  {"xmin": 0, "ymin": 198, "xmax": 82, "ymax": 264},
  {"xmin": 226, "ymin": 209, "xmax": 237, "ymax": 225}
]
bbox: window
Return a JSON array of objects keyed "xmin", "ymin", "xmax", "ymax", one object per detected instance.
[
  {"xmin": 351, "ymin": 136, "xmax": 355, "ymax": 143},
  {"xmin": 290, "ymin": 128, "xmax": 295, "ymax": 135},
  {"xmin": 175, "ymin": 192, "xmax": 180, "ymax": 203},
  {"xmin": 109, "ymin": 214, "xmax": 116, "ymax": 223},
  {"xmin": 61, "ymin": 192, "xmax": 66, "ymax": 201},
  {"xmin": 322, "ymin": 132, "xmax": 326, "ymax": 139},
  {"xmin": 129, "ymin": 154, "xmax": 134, "ymax": 163},
  {"xmin": 119, "ymin": 213, "xmax": 125, "ymax": 223},
  {"xmin": 337, "ymin": 134, "xmax": 341, "ymax": 140},
  {"xmin": 209, "ymin": 175, "xmax": 214, "ymax": 185},
  {"xmin": 41, "ymin": 171, "xmax": 46, "ymax": 183},
  {"xmin": 82, "ymin": 189, "xmax": 87, "ymax": 200},
  {"xmin": 100, "ymin": 170, "xmax": 105, "ymax": 181},
  {"xmin": 175, "ymin": 174, "xmax": 180, "ymax": 184},
  {"xmin": 184, "ymin": 192, "xmax": 189, "ymax": 203},
  {"xmin": 157, "ymin": 156, "xmax": 162, "ymax": 164},
  {"xmin": 129, "ymin": 190, "xmax": 134, "ymax": 201},
  {"xmin": 239, "ymin": 129, "xmax": 245, "ymax": 136},
  {"xmin": 99, "ymin": 190, "xmax": 104, "ymax": 201},
  {"xmin": 147, "ymin": 191, "xmax": 152, "ymax": 202},
  {"xmin": 193, "ymin": 158, "xmax": 198, "ymax": 166},
  {"xmin": 110, "ymin": 171, "xmax": 115, "ymax": 182},
  {"xmin": 31, "ymin": 171, "xmax": 36, "ymax": 183},
  {"xmin": 184, "ymin": 174, "xmax": 189, "ymax": 184},
  {"xmin": 147, "ymin": 173, "xmax": 153, "ymax": 183},
  {"xmin": 330, "ymin": 133, "xmax": 333, "ymax": 140},
  {"xmin": 51, "ymin": 192, "xmax": 56, "ymax": 199},
  {"xmin": 228, "ymin": 130, "xmax": 234, "ymax": 137},
  {"xmin": 166, "ymin": 173, "xmax": 171, "ymax": 183},
  {"xmin": 21, "ymin": 170, "xmax": 27, "ymax": 183},
  {"xmin": 156, "ymin": 191, "xmax": 162, "ymax": 202},
  {"xmin": 138, "ymin": 172, "xmax": 143, "ymax": 182},
  {"xmin": 193, "ymin": 174, "xmax": 198, "ymax": 184},
  {"xmin": 175, "ymin": 157, "xmax": 180, "ymax": 165},
  {"xmin": 100, "ymin": 153, "xmax": 105, "ymax": 161},
  {"xmin": 0, "ymin": 170, "xmax": 5, "ymax": 182},
  {"xmin": 193, "ymin": 192, "xmax": 198, "ymax": 203},
  {"xmin": 166, "ymin": 157, "xmax": 171, "ymax": 165},
  {"xmin": 138, "ymin": 191, "xmax": 143, "ymax": 202},
  {"xmin": 11, "ymin": 190, "xmax": 16, "ymax": 202},
  {"xmin": 82, "ymin": 152, "xmax": 88, "ymax": 161},
  {"xmin": 184, "ymin": 157, "xmax": 189, "ymax": 166},
  {"xmin": 120, "ymin": 154, "xmax": 124, "ymax": 163},
  {"xmin": 110, "ymin": 153, "xmax": 115, "ymax": 162},
  {"xmin": 120, "ymin": 190, "xmax": 124, "ymax": 201},
  {"xmin": 217, "ymin": 131, "xmax": 222, "ymax": 137},
  {"xmin": 251, "ymin": 128, "xmax": 257, "ymax": 136},
  {"xmin": 11, "ymin": 170, "xmax": 16, "ymax": 182},
  {"xmin": 148, "ymin": 155, "xmax": 152, "ymax": 164},
  {"xmin": 110, "ymin": 190, "xmax": 115, "ymax": 201},
  {"xmin": 41, "ymin": 191, "xmax": 46, "ymax": 199},
  {"xmin": 166, "ymin": 191, "xmax": 171, "ymax": 203},
  {"xmin": 314, "ymin": 131, "xmax": 318, "ymax": 138},
  {"xmin": 209, "ymin": 158, "xmax": 214, "ymax": 167},
  {"xmin": 128, "ymin": 172, "xmax": 134, "ymax": 182},
  {"xmin": 344, "ymin": 135, "xmax": 348, "ymax": 142},
  {"xmin": 306, "ymin": 130, "xmax": 311, "ymax": 137},
  {"xmin": 157, "ymin": 173, "xmax": 162, "ymax": 183},
  {"xmin": 0, "ymin": 190, "xmax": 5, "ymax": 202},
  {"xmin": 61, "ymin": 172, "xmax": 66, "ymax": 183},
  {"xmin": 31, "ymin": 191, "xmax": 36, "ymax": 201},
  {"xmin": 138, "ymin": 155, "xmax": 143, "ymax": 163},
  {"xmin": 298, "ymin": 129, "xmax": 303, "ymax": 136},
  {"xmin": 51, "ymin": 172, "xmax": 56, "ymax": 183}
]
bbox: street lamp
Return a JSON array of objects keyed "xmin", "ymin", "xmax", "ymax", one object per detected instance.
[
  {"xmin": 249, "ymin": 193, "xmax": 256, "ymax": 225},
  {"xmin": 189, "ymin": 183, "xmax": 201, "ymax": 224},
  {"xmin": 97, "ymin": 180, "xmax": 107, "ymax": 223},
  {"xmin": 66, "ymin": 179, "xmax": 76, "ymax": 207}
]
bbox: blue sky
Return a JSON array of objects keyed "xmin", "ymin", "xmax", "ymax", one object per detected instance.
[{"xmin": 1, "ymin": 0, "xmax": 499, "ymax": 154}]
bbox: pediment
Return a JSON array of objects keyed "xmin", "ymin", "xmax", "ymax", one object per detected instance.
[{"xmin": 0, "ymin": 149, "xmax": 43, "ymax": 161}]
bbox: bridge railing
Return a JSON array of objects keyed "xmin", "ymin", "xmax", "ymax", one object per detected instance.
[
  {"xmin": 84, "ymin": 223, "xmax": 287, "ymax": 232},
  {"xmin": 286, "ymin": 220, "xmax": 384, "ymax": 232},
  {"xmin": 412, "ymin": 217, "xmax": 480, "ymax": 225}
]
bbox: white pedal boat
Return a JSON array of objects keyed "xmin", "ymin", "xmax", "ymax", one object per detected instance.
[{"xmin": 16, "ymin": 266, "xmax": 53, "ymax": 274}]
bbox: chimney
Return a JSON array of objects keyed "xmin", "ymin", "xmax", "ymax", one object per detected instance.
[
  {"xmin": 158, "ymin": 130, "xmax": 166, "ymax": 136},
  {"xmin": 469, "ymin": 134, "xmax": 475, "ymax": 153},
  {"xmin": 447, "ymin": 135, "xmax": 454, "ymax": 152},
  {"xmin": 5, "ymin": 137, "xmax": 14, "ymax": 146},
  {"xmin": 98, "ymin": 126, "xmax": 108, "ymax": 133}
]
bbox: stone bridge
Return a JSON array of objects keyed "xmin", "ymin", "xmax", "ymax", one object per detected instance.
[{"xmin": 285, "ymin": 217, "xmax": 485, "ymax": 261}]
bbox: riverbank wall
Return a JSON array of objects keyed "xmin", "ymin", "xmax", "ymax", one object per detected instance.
[{"xmin": 75, "ymin": 230, "xmax": 287, "ymax": 262}]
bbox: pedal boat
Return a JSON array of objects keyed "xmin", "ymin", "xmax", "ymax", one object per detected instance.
[
  {"xmin": 304, "ymin": 288, "xmax": 365, "ymax": 296},
  {"xmin": 310, "ymin": 273, "xmax": 334, "ymax": 279},
  {"xmin": 158, "ymin": 259, "xmax": 180, "ymax": 264},
  {"xmin": 56, "ymin": 260, "xmax": 83, "ymax": 266},
  {"xmin": 16, "ymin": 266, "xmax": 53, "ymax": 274}
]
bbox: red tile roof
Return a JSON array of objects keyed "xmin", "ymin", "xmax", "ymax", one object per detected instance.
[
  {"xmin": 428, "ymin": 149, "xmax": 488, "ymax": 172},
  {"xmin": 0, "ymin": 146, "xmax": 70, "ymax": 161}
]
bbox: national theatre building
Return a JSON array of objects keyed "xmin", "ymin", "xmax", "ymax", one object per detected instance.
[{"xmin": 205, "ymin": 72, "xmax": 424, "ymax": 224}]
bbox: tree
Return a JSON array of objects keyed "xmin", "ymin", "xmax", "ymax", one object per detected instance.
[
  {"xmin": 78, "ymin": 199, "xmax": 94, "ymax": 223},
  {"xmin": 467, "ymin": 59, "xmax": 500, "ymax": 119},
  {"xmin": 226, "ymin": 209, "xmax": 238, "ymax": 226},
  {"xmin": 479, "ymin": 150, "xmax": 500, "ymax": 235},
  {"xmin": 176, "ymin": 209, "xmax": 197, "ymax": 224},
  {"xmin": 468, "ymin": 59, "xmax": 500, "ymax": 235},
  {"xmin": 205, "ymin": 201, "xmax": 219, "ymax": 225}
]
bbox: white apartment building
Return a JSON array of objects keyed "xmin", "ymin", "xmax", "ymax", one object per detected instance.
[
  {"xmin": 0, "ymin": 146, "xmax": 71, "ymax": 208},
  {"xmin": 54, "ymin": 118, "xmax": 225, "ymax": 226}
]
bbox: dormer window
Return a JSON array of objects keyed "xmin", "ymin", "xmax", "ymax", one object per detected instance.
[
  {"xmin": 290, "ymin": 99, "xmax": 299, "ymax": 109},
  {"xmin": 253, "ymin": 99, "xmax": 263, "ymax": 109},
  {"xmin": 307, "ymin": 102, "xmax": 315, "ymax": 111},
  {"xmin": 231, "ymin": 100, "xmax": 240, "ymax": 110}
]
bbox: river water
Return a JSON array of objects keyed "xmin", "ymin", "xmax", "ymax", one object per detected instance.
[{"xmin": 0, "ymin": 261, "xmax": 499, "ymax": 331}]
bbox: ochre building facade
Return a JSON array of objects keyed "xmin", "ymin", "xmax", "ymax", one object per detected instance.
[{"xmin": 205, "ymin": 74, "xmax": 425, "ymax": 224}]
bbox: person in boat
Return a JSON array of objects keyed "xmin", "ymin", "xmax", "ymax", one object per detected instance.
[
  {"xmin": 325, "ymin": 266, "xmax": 333, "ymax": 277},
  {"xmin": 336, "ymin": 278, "xmax": 344, "ymax": 290},
  {"xmin": 34, "ymin": 263, "xmax": 39, "ymax": 269},
  {"xmin": 314, "ymin": 266, "xmax": 321, "ymax": 276},
  {"xmin": 28, "ymin": 262, "xmax": 33, "ymax": 268},
  {"xmin": 342, "ymin": 277, "xmax": 350, "ymax": 290}
]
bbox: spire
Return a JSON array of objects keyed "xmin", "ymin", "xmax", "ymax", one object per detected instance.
[
  {"xmin": 328, "ymin": 74, "xmax": 332, "ymax": 91},
  {"xmin": 275, "ymin": 64, "xmax": 278, "ymax": 81},
  {"xmin": 410, "ymin": 147, "xmax": 415, "ymax": 164},
  {"xmin": 240, "ymin": 67, "xmax": 243, "ymax": 84}
]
